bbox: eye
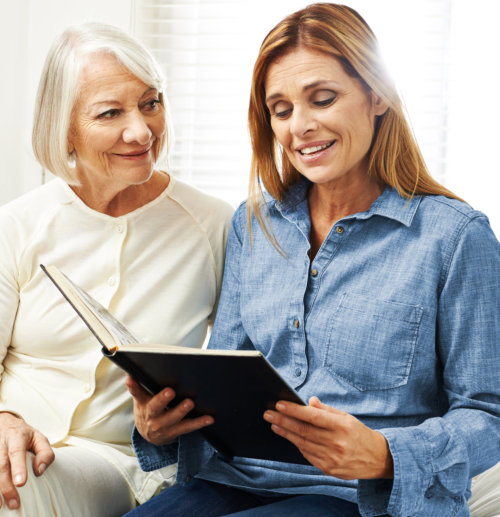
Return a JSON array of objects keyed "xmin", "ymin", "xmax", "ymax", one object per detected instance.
[
  {"xmin": 142, "ymin": 99, "xmax": 161, "ymax": 112},
  {"xmin": 272, "ymin": 101, "xmax": 293, "ymax": 119},
  {"xmin": 312, "ymin": 90, "xmax": 336, "ymax": 107},
  {"xmin": 98, "ymin": 108, "xmax": 120, "ymax": 119}
]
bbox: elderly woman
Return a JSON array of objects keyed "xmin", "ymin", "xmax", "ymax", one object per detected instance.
[
  {"xmin": 0, "ymin": 22, "xmax": 233, "ymax": 517},
  {"xmin": 126, "ymin": 3, "xmax": 500, "ymax": 517}
]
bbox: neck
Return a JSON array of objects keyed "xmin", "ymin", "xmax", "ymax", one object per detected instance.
[
  {"xmin": 307, "ymin": 174, "xmax": 383, "ymax": 260},
  {"xmin": 308, "ymin": 174, "xmax": 383, "ymax": 224},
  {"xmin": 71, "ymin": 170, "xmax": 170, "ymax": 217}
]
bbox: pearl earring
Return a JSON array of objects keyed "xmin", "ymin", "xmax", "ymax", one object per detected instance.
[{"xmin": 68, "ymin": 152, "xmax": 76, "ymax": 169}]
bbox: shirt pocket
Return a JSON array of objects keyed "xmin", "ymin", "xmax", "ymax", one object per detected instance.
[{"xmin": 324, "ymin": 292, "xmax": 423, "ymax": 391}]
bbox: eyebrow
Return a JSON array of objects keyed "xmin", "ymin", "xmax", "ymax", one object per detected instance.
[
  {"xmin": 265, "ymin": 80, "xmax": 336, "ymax": 104},
  {"xmin": 88, "ymin": 88, "xmax": 158, "ymax": 110}
]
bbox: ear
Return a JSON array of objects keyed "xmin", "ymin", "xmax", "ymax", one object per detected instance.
[
  {"xmin": 371, "ymin": 92, "xmax": 389, "ymax": 117},
  {"xmin": 67, "ymin": 136, "xmax": 75, "ymax": 155}
]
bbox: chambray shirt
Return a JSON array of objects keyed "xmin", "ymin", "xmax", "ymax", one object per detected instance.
[{"xmin": 134, "ymin": 180, "xmax": 500, "ymax": 517}]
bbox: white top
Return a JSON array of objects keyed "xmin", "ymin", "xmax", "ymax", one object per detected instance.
[{"xmin": 0, "ymin": 175, "xmax": 233, "ymax": 502}]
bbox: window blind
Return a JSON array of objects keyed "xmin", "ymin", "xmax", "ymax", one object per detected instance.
[{"xmin": 132, "ymin": 0, "xmax": 452, "ymax": 206}]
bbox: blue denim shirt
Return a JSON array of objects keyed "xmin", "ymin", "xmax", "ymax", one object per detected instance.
[{"xmin": 134, "ymin": 181, "xmax": 500, "ymax": 516}]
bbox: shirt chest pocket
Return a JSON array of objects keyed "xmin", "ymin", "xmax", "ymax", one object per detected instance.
[{"xmin": 324, "ymin": 293, "xmax": 423, "ymax": 391}]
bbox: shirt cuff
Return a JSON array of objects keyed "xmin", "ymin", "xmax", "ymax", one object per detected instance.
[
  {"xmin": 132, "ymin": 426, "xmax": 178, "ymax": 472},
  {"xmin": 358, "ymin": 422, "xmax": 470, "ymax": 516}
]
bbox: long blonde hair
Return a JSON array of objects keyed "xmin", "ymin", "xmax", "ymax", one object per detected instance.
[{"xmin": 248, "ymin": 3, "xmax": 460, "ymax": 248}]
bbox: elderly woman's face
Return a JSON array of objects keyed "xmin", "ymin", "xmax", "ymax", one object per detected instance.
[
  {"xmin": 68, "ymin": 53, "xmax": 166, "ymax": 189},
  {"xmin": 265, "ymin": 48, "xmax": 387, "ymax": 188}
]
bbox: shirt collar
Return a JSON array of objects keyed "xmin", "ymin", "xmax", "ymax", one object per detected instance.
[{"xmin": 274, "ymin": 177, "xmax": 421, "ymax": 227}]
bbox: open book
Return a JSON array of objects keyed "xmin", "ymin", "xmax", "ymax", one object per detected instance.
[{"xmin": 40, "ymin": 264, "xmax": 308, "ymax": 465}]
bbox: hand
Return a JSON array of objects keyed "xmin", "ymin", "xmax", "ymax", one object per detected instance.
[
  {"xmin": 126, "ymin": 376, "xmax": 214, "ymax": 446},
  {"xmin": 0, "ymin": 412, "xmax": 54, "ymax": 510},
  {"xmin": 264, "ymin": 396, "xmax": 393, "ymax": 479}
]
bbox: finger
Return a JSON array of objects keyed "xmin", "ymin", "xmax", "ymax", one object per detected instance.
[
  {"xmin": 308, "ymin": 396, "xmax": 345, "ymax": 415},
  {"xmin": 126, "ymin": 376, "xmax": 155, "ymax": 404},
  {"xmin": 264, "ymin": 409, "xmax": 324, "ymax": 446},
  {"xmin": 31, "ymin": 432, "xmax": 55, "ymax": 476},
  {"xmin": 159, "ymin": 413, "xmax": 214, "ymax": 443},
  {"xmin": 7, "ymin": 438, "xmax": 28, "ymax": 488},
  {"xmin": 0, "ymin": 445, "xmax": 19, "ymax": 510},
  {"xmin": 139, "ymin": 398, "xmax": 214, "ymax": 445},
  {"xmin": 146, "ymin": 388, "xmax": 179, "ymax": 419},
  {"xmin": 275, "ymin": 400, "xmax": 344, "ymax": 430}
]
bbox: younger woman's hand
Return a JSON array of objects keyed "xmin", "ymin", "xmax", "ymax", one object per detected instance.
[
  {"xmin": 126, "ymin": 376, "xmax": 214, "ymax": 446},
  {"xmin": 264, "ymin": 396, "xmax": 393, "ymax": 479}
]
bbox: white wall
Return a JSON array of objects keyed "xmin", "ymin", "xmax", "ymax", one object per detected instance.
[
  {"xmin": 0, "ymin": 0, "xmax": 132, "ymax": 205},
  {"xmin": 1, "ymin": 0, "xmax": 499, "ymax": 239},
  {"xmin": 446, "ymin": 0, "xmax": 500, "ymax": 238}
]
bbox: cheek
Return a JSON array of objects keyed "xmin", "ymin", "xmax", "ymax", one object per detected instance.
[
  {"xmin": 270, "ymin": 120, "xmax": 288, "ymax": 147},
  {"xmin": 151, "ymin": 115, "xmax": 167, "ymax": 158}
]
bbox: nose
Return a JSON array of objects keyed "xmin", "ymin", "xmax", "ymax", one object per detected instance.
[
  {"xmin": 122, "ymin": 111, "xmax": 152, "ymax": 145},
  {"xmin": 289, "ymin": 105, "xmax": 318, "ymax": 137}
]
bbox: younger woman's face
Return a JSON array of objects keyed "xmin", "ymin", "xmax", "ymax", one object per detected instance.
[{"xmin": 265, "ymin": 47, "xmax": 387, "ymax": 189}]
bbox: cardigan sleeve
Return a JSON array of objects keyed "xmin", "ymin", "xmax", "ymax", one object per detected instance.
[{"xmin": 0, "ymin": 207, "xmax": 21, "ymax": 384}]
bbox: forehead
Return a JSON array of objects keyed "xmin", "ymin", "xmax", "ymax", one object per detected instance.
[
  {"xmin": 76, "ymin": 53, "xmax": 148, "ymax": 102},
  {"xmin": 264, "ymin": 48, "xmax": 347, "ymax": 93}
]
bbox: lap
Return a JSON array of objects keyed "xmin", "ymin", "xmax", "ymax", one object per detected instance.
[
  {"xmin": 226, "ymin": 494, "xmax": 361, "ymax": 517},
  {"xmin": 0, "ymin": 446, "xmax": 135, "ymax": 517},
  {"xmin": 124, "ymin": 478, "xmax": 360, "ymax": 517},
  {"xmin": 470, "ymin": 462, "xmax": 500, "ymax": 517}
]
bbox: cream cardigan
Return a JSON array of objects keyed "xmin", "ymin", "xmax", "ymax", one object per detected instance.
[{"xmin": 0, "ymin": 175, "xmax": 233, "ymax": 501}]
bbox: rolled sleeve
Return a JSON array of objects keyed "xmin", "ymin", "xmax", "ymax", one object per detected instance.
[{"xmin": 132, "ymin": 426, "xmax": 178, "ymax": 472}]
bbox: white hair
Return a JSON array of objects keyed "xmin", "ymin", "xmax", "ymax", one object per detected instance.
[{"xmin": 32, "ymin": 22, "xmax": 173, "ymax": 184}]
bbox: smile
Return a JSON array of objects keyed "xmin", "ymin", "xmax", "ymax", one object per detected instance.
[
  {"xmin": 115, "ymin": 146, "xmax": 151, "ymax": 158},
  {"xmin": 298, "ymin": 141, "xmax": 335, "ymax": 155}
]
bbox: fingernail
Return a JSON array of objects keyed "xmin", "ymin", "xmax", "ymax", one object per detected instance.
[
  {"xmin": 204, "ymin": 418, "xmax": 213, "ymax": 426},
  {"xmin": 14, "ymin": 474, "xmax": 23, "ymax": 485},
  {"xmin": 264, "ymin": 411, "xmax": 274, "ymax": 422},
  {"xmin": 7, "ymin": 499, "xmax": 19, "ymax": 510},
  {"xmin": 276, "ymin": 402, "xmax": 286, "ymax": 411},
  {"xmin": 38, "ymin": 463, "xmax": 47, "ymax": 475}
]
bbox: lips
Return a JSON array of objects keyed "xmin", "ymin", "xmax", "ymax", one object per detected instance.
[
  {"xmin": 115, "ymin": 146, "xmax": 151, "ymax": 157},
  {"xmin": 297, "ymin": 140, "xmax": 335, "ymax": 156}
]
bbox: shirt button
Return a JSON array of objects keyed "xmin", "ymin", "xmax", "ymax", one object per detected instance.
[
  {"xmin": 295, "ymin": 368, "xmax": 301, "ymax": 377},
  {"xmin": 108, "ymin": 276, "xmax": 116, "ymax": 286},
  {"xmin": 336, "ymin": 226, "xmax": 344, "ymax": 234},
  {"xmin": 311, "ymin": 269, "xmax": 318, "ymax": 277},
  {"xmin": 185, "ymin": 476, "xmax": 191, "ymax": 483},
  {"xmin": 293, "ymin": 319, "xmax": 300, "ymax": 328},
  {"xmin": 115, "ymin": 224, "xmax": 124, "ymax": 233}
]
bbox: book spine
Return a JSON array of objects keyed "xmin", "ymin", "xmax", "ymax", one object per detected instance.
[{"xmin": 103, "ymin": 349, "xmax": 163, "ymax": 395}]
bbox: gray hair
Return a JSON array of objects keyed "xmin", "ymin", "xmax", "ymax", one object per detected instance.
[{"xmin": 32, "ymin": 22, "xmax": 173, "ymax": 184}]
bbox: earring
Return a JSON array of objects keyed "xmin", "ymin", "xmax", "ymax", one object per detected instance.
[{"xmin": 68, "ymin": 152, "xmax": 76, "ymax": 169}]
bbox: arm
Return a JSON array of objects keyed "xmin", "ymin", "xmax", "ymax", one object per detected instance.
[
  {"xmin": 131, "ymin": 205, "xmax": 253, "ymax": 472},
  {"xmin": 0, "ymin": 209, "xmax": 54, "ymax": 509},
  {"xmin": 357, "ymin": 215, "xmax": 500, "ymax": 516},
  {"xmin": 264, "ymin": 214, "xmax": 500, "ymax": 515}
]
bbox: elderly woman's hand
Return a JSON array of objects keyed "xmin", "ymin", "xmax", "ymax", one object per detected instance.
[
  {"xmin": 264, "ymin": 396, "xmax": 393, "ymax": 479},
  {"xmin": 0, "ymin": 412, "xmax": 54, "ymax": 510},
  {"xmin": 126, "ymin": 377, "xmax": 214, "ymax": 446}
]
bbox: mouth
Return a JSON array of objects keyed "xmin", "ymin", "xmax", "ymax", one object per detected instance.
[
  {"xmin": 115, "ymin": 146, "xmax": 152, "ymax": 158},
  {"xmin": 297, "ymin": 141, "xmax": 335, "ymax": 156}
]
